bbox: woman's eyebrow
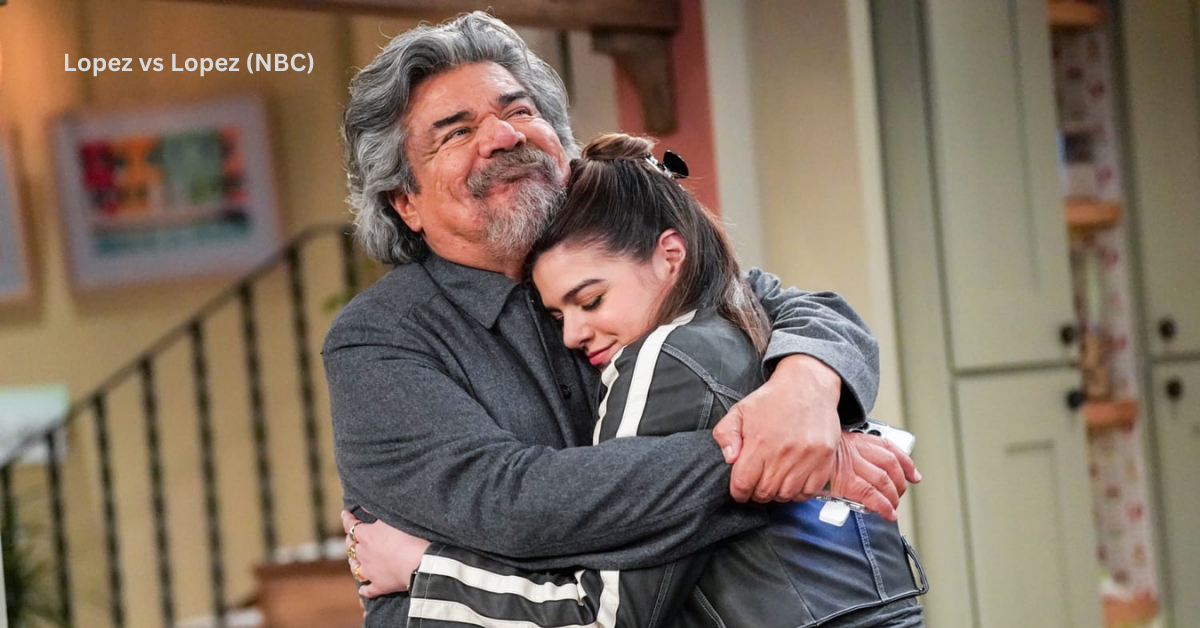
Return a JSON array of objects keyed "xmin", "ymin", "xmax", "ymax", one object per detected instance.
[{"xmin": 563, "ymin": 278, "xmax": 602, "ymax": 303}]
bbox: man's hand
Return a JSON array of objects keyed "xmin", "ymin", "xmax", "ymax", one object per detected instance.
[
  {"xmin": 711, "ymin": 355, "xmax": 921, "ymax": 516},
  {"xmin": 713, "ymin": 354, "xmax": 843, "ymax": 503}
]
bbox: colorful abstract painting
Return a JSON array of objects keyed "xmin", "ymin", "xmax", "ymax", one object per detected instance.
[{"xmin": 53, "ymin": 95, "xmax": 280, "ymax": 290}]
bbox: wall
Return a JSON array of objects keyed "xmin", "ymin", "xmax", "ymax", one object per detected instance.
[{"xmin": 735, "ymin": 0, "xmax": 906, "ymax": 431}]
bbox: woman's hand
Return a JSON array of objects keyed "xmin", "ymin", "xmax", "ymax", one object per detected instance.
[{"xmin": 341, "ymin": 509, "xmax": 432, "ymax": 598}]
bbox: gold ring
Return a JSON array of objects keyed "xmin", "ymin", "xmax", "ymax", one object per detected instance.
[
  {"xmin": 348, "ymin": 522, "xmax": 360, "ymax": 544},
  {"xmin": 354, "ymin": 563, "xmax": 366, "ymax": 583},
  {"xmin": 347, "ymin": 545, "xmax": 357, "ymax": 561}
]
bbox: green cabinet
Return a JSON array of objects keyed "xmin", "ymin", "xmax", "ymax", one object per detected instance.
[
  {"xmin": 1123, "ymin": 0, "xmax": 1200, "ymax": 357},
  {"xmin": 956, "ymin": 369, "xmax": 1101, "ymax": 628},
  {"xmin": 924, "ymin": 0, "xmax": 1075, "ymax": 371},
  {"xmin": 1149, "ymin": 362, "xmax": 1200, "ymax": 625}
]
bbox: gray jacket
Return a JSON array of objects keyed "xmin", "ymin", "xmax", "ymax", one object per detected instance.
[{"xmin": 323, "ymin": 253, "xmax": 881, "ymax": 626}]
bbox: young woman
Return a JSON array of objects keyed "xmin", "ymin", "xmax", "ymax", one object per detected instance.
[{"xmin": 343, "ymin": 134, "xmax": 928, "ymax": 628}]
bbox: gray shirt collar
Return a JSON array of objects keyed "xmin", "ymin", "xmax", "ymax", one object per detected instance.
[{"xmin": 422, "ymin": 253, "xmax": 521, "ymax": 329}]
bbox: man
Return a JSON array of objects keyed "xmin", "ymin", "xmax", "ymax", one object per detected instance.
[{"xmin": 325, "ymin": 11, "xmax": 918, "ymax": 627}]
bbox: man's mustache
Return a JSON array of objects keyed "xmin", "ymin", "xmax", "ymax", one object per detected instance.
[{"xmin": 468, "ymin": 145, "xmax": 561, "ymax": 199}]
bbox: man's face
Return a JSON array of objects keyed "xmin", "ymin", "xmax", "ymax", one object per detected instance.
[{"xmin": 391, "ymin": 62, "xmax": 572, "ymax": 266}]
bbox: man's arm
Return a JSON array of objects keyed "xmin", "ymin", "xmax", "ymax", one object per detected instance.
[
  {"xmin": 744, "ymin": 267, "xmax": 879, "ymax": 420},
  {"xmin": 362, "ymin": 322, "xmax": 738, "ymax": 627},
  {"xmin": 325, "ymin": 316, "xmax": 762, "ymax": 572},
  {"xmin": 728, "ymin": 269, "xmax": 917, "ymax": 515}
]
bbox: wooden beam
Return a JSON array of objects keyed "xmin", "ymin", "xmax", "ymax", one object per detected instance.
[
  {"xmin": 168, "ymin": 0, "xmax": 682, "ymax": 135},
  {"xmin": 164, "ymin": 0, "xmax": 678, "ymax": 31},
  {"xmin": 591, "ymin": 29, "xmax": 676, "ymax": 134}
]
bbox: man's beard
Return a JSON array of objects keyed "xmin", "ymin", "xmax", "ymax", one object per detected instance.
[{"xmin": 467, "ymin": 145, "xmax": 564, "ymax": 260}]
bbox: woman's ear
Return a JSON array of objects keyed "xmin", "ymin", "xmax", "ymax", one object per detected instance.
[
  {"xmin": 388, "ymin": 188, "xmax": 422, "ymax": 234},
  {"xmin": 656, "ymin": 229, "xmax": 687, "ymax": 278}
]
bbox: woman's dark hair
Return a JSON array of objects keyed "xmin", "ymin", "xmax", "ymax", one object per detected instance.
[{"xmin": 528, "ymin": 133, "xmax": 770, "ymax": 354}]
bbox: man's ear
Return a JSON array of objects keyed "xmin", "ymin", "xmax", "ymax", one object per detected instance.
[
  {"xmin": 388, "ymin": 188, "xmax": 422, "ymax": 234},
  {"xmin": 657, "ymin": 229, "xmax": 687, "ymax": 278}
]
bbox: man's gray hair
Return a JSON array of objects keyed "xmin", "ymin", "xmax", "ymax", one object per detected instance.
[{"xmin": 342, "ymin": 11, "xmax": 578, "ymax": 265}]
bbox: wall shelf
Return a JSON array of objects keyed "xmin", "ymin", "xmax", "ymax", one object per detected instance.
[
  {"xmin": 1084, "ymin": 399, "xmax": 1139, "ymax": 432},
  {"xmin": 1066, "ymin": 200, "xmax": 1122, "ymax": 230},
  {"xmin": 1049, "ymin": 2, "xmax": 1105, "ymax": 29},
  {"xmin": 1102, "ymin": 593, "xmax": 1158, "ymax": 628}
]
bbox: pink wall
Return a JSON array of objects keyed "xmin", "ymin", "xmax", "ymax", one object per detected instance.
[{"xmin": 614, "ymin": 0, "xmax": 720, "ymax": 215}]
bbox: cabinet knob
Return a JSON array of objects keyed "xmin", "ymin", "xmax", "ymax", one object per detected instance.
[
  {"xmin": 1166, "ymin": 378, "xmax": 1184, "ymax": 401},
  {"xmin": 1066, "ymin": 389, "xmax": 1087, "ymax": 411},
  {"xmin": 1059, "ymin": 324, "xmax": 1077, "ymax": 346},
  {"xmin": 1159, "ymin": 318, "xmax": 1177, "ymax": 341}
]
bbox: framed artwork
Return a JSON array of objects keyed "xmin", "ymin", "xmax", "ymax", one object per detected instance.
[
  {"xmin": 52, "ymin": 94, "xmax": 281, "ymax": 290},
  {"xmin": 0, "ymin": 124, "xmax": 33, "ymax": 304}
]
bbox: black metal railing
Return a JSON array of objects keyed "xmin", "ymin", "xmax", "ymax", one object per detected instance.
[{"xmin": 1, "ymin": 222, "xmax": 363, "ymax": 628}]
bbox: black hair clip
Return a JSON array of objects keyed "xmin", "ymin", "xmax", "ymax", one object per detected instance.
[
  {"xmin": 645, "ymin": 150, "xmax": 689, "ymax": 180},
  {"xmin": 662, "ymin": 150, "xmax": 689, "ymax": 179}
]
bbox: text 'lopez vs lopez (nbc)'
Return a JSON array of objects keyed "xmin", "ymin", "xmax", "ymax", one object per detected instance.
[{"xmin": 64, "ymin": 53, "xmax": 314, "ymax": 77}]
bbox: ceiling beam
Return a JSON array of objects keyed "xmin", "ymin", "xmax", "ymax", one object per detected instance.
[
  {"xmin": 167, "ymin": 0, "xmax": 680, "ymax": 132},
  {"xmin": 166, "ymin": 0, "xmax": 678, "ymax": 31}
]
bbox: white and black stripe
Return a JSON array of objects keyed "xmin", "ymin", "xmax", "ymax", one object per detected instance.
[
  {"xmin": 408, "ymin": 546, "xmax": 620, "ymax": 628},
  {"xmin": 595, "ymin": 311, "xmax": 697, "ymax": 444}
]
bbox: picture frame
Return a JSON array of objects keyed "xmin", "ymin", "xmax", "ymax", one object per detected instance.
[
  {"xmin": 0, "ymin": 123, "xmax": 33, "ymax": 305},
  {"xmin": 52, "ymin": 94, "xmax": 282, "ymax": 291}
]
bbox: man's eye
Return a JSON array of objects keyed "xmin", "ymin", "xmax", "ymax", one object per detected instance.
[
  {"xmin": 507, "ymin": 107, "xmax": 533, "ymax": 118},
  {"xmin": 444, "ymin": 128, "xmax": 469, "ymax": 142},
  {"xmin": 581, "ymin": 295, "xmax": 602, "ymax": 311}
]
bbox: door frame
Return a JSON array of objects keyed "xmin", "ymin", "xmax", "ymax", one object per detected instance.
[{"xmin": 872, "ymin": 1, "xmax": 979, "ymax": 625}]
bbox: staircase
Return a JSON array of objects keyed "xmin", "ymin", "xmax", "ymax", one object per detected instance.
[{"xmin": 1, "ymin": 223, "xmax": 371, "ymax": 628}]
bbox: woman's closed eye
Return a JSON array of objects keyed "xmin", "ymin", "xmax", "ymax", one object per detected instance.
[{"xmin": 581, "ymin": 295, "xmax": 603, "ymax": 311}]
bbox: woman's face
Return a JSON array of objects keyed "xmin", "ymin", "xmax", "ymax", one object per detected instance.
[{"xmin": 533, "ymin": 235, "xmax": 683, "ymax": 369}]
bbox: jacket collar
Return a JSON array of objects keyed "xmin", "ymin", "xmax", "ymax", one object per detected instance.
[{"xmin": 422, "ymin": 253, "xmax": 520, "ymax": 329}]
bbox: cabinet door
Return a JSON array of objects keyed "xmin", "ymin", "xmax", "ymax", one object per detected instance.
[
  {"xmin": 1123, "ymin": 1, "xmax": 1200, "ymax": 357},
  {"xmin": 957, "ymin": 369, "xmax": 1102, "ymax": 628},
  {"xmin": 1150, "ymin": 362, "xmax": 1200, "ymax": 624},
  {"xmin": 924, "ymin": 1, "xmax": 1075, "ymax": 370}
]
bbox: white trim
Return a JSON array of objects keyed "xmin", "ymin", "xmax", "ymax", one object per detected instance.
[
  {"xmin": 614, "ymin": 311, "xmax": 697, "ymax": 439},
  {"xmin": 409, "ymin": 570, "xmax": 623, "ymax": 628},
  {"xmin": 594, "ymin": 571, "xmax": 621, "ymax": 628},
  {"xmin": 595, "ymin": 348, "xmax": 625, "ymax": 445},
  {"xmin": 417, "ymin": 555, "xmax": 584, "ymax": 603}
]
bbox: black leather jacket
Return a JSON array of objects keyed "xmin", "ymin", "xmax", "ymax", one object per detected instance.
[{"xmin": 407, "ymin": 314, "xmax": 927, "ymax": 628}]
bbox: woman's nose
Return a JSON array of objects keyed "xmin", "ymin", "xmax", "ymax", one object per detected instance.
[
  {"xmin": 479, "ymin": 116, "xmax": 525, "ymax": 157},
  {"xmin": 562, "ymin": 317, "xmax": 592, "ymax": 350}
]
